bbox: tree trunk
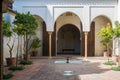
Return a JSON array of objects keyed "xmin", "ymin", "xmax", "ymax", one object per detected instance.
[
  {"xmin": 107, "ymin": 43, "xmax": 110, "ymax": 62},
  {"xmin": 26, "ymin": 34, "xmax": 29, "ymax": 61},
  {"xmin": 19, "ymin": 36, "xmax": 22, "ymax": 61},
  {"xmin": 16, "ymin": 36, "xmax": 19, "ymax": 66}
]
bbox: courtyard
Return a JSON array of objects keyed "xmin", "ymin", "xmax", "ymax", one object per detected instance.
[
  {"xmin": 4, "ymin": 56, "xmax": 120, "ymax": 80},
  {"xmin": 1, "ymin": 0, "xmax": 120, "ymax": 80}
]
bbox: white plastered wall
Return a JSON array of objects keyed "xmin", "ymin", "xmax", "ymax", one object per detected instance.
[
  {"xmin": 90, "ymin": 6, "xmax": 116, "ymax": 27},
  {"xmin": 34, "ymin": 16, "xmax": 43, "ymax": 56},
  {"xmin": 114, "ymin": 0, "xmax": 120, "ymax": 55},
  {"xmin": 118, "ymin": 0, "xmax": 120, "ymax": 22}
]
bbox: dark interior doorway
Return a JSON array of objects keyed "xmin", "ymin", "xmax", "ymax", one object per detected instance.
[{"xmin": 57, "ymin": 24, "xmax": 81, "ymax": 55}]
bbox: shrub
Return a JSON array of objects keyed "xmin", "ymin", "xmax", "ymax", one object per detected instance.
[
  {"xmin": 103, "ymin": 61, "xmax": 116, "ymax": 65},
  {"xmin": 31, "ymin": 37, "xmax": 41, "ymax": 49},
  {"xmin": 111, "ymin": 66, "xmax": 120, "ymax": 71},
  {"xmin": 20, "ymin": 60, "xmax": 33, "ymax": 65},
  {"xmin": 3, "ymin": 72, "xmax": 13, "ymax": 79},
  {"xmin": 9, "ymin": 66, "xmax": 24, "ymax": 71}
]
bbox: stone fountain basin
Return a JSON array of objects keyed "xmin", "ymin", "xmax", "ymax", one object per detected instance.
[{"xmin": 54, "ymin": 60, "xmax": 82, "ymax": 64}]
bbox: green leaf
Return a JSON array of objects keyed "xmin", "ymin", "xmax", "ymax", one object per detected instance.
[
  {"xmin": 97, "ymin": 23, "xmax": 113, "ymax": 48},
  {"xmin": 2, "ymin": 19, "xmax": 13, "ymax": 37}
]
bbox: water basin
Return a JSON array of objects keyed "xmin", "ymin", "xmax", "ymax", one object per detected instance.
[{"xmin": 54, "ymin": 60, "xmax": 82, "ymax": 64}]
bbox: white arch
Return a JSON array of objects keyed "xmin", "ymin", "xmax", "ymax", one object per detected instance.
[
  {"xmin": 91, "ymin": 14, "xmax": 112, "ymax": 25},
  {"xmin": 90, "ymin": 6, "xmax": 116, "ymax": 28},
  {"xmin": 54, "ymin": 12, "xmax": 82, "ymax": 33},
  {"xmin": 34, "ymin": 15, "xmax": 45, "ymax": 22},
  {"xmin": 53, "ymin": 7, "xmax": 84, "ymax": 24},
  {"xmin": 58, "ymin": 23, "xmax": 81, "ymax": 33}
]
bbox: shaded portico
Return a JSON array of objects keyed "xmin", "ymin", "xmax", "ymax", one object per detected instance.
[{"xmin": 57, "ymin": 24, "xmax": 81, "ymax": 55}]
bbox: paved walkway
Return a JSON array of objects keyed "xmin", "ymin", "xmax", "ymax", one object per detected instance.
[{"xmin": 5, "ymin": 57, "xmax": 120, "ymax": 80}]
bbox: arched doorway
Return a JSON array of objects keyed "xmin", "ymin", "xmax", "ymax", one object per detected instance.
[
  {"xmin": 52, "ymin": 12, "xmax": 83, "ymax": 56},
  {"xmin": 90, "ymin": 15, "xmax": 112, "ymax": 56},
  {"xmin": 57, "ymin": 24, "xmax": 81, "ymax": 55}
]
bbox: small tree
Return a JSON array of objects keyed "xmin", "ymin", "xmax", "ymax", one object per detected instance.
[
  {"xmin": 13, "ymin": 23, "xmax": 24, "ymax": 66},
  {"xmin": 31, "ymin": 37, "xmax": 41, "ymax": 56},
  {"xmin": 2, "ymin": 18, "xmax": 15, "ymax": 59},
  {"xmin": 13, "ymin": 12, "xmax": 38, "ymax": 61},
  {"xmin": 31, "ymin": 37, "xmax": 41, "ymax": 50},
  {"xmin": 97, "ymin": 23, "xmax": 113, "ymax": 61},
  {"xmin": 2, "ymin": 18, "xmax": 16, "ymax": 66}
]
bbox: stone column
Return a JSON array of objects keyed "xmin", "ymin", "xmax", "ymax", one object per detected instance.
[
  {"xmin": 84, "ymin": 32, "xmax": 88, "ymax": 59},
  {"xmin": 48, "ymin": 32, "xmax": 52, "ymax": 58}
]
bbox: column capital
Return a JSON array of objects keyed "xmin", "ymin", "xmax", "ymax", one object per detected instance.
[
  {"xmin": 48, "ymin": 31, "xmax": 53, "ymax": 35},
  {"xmin": 84, "ymin": 31, "xmax": 89, "ymax": 32},
  {"xmin": 84, "ymin": 32, "xmax": 89, "ymax": 35}
]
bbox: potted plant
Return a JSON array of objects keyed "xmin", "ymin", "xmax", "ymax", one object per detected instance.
[
  {"xmin": 97, "ymin": 23, "xmax": 113, "ymax": 61},
  {"xmin": 2, "ymin": 18, "xmax": 16, "ymax": 66},
  {"xmin": 31, "ymin": 37, "xmax": 41, "ymax": 56},
  {"xmin": 100, "ymin": 39, "xmax": 108, "ymax": 57},
  {"xmin": 13, "ymin": 12, "xmax": 38, "ymax": 61}
]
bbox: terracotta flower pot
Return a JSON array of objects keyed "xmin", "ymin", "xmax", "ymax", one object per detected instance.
[
  {"xmin": 112, "ymin": 55, "xmax": 119, "ymax": 63},
  {"xmin": 23, "ymin": 54, "xmax": 30, "ymax": 61},
  {"xmin": 104, "ymin": 50, "xmax": 108, "ymax": 57},
  {"xmin": 32, "ymin": 50, "xmax": 38, "ymax": 57},
  {"xmin": 6, "ymin": 57, "xmax": 16, "ymax": 66}
]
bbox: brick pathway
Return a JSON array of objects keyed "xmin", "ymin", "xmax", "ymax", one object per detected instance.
[{"xmin": 5, "ymin": 57, "xmax": 120, "ymax": 80}]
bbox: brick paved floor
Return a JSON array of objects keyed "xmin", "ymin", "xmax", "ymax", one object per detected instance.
[{"xmin": 4, "ymin": 57, "xmax": 120, "ymax": 80}]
